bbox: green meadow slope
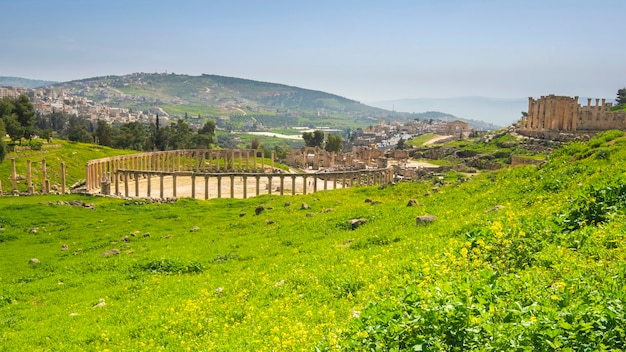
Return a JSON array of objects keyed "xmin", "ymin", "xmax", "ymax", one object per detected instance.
[
  {"xmin": 2, "ymin": 131, "xmax": 626, "ymax": 350},
  {"xmin": 0, "ymin": 140, "xmax": 136, "ymax": 193}
]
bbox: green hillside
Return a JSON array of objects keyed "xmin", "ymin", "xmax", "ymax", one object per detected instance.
[
  {"xmin": 51, "ymin": 73, "xmax": 397, "ymax": 129},
  {"xmin": 0, "ymin": 139, "xmax": 136, "ymax": 193},
  {"xmin": 2, "ymin": 131, "xmax": 626, "ymax": 350}
]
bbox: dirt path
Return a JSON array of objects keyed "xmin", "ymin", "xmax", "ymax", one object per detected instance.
[{"xmin": 423, "ymin": 134, "xmax": 453, "ymax": 145}]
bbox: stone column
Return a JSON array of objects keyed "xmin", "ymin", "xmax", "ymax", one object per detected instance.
[
  {"xmin": 10, "ymin": 158, "xmax": 18, "ymax": 194},
  {"xmin": 271, "ymin": 151, "xmax": 275, "ymax": 172},
  {"xmin": 268, "ymin": 176, "xmax": 273, "ymax": 195},
  {"xmin": 253, "ymin": 151, "xmax": 258, "ymax": 172},
  {"xmin": 291, "ymin": 175, "xmax": 296, "ymax": 195},
  {"xmin": 134, "ymin": 172, "xmax": 139, "ymax": 197},
  {"xmin": 217, "ymin": 175, "xmax": 222, "ymax": 198},
  {"xmin": 26, "ymin": 160, "xmax": 33, "ymax": 194},
  {"xmin": 255, "ymin": 175, "xmax": 260, "ymax": 196},
  {"xmin": 124, "ymin": 171, "xmax": 129, "ymax": 197},
  {"xmin": 204, "ymin": 175, "xmax": 209, "ymax": 200},
  {"xmin": 261, "ymin": 152, "xmax": 265, "ymax": 173},
  {"xmin": 160, "ymin": 174, "xmax": 164, "ymax": 199},
  {"xmin": 147, "ymin": 173, "xmax": 152, "ymax": 198},
  {"xmin": 243, "ymin": 175, "xmax": 248, "ymax": 199},
  {"xmin": 172, "ymin": 174, "xmax": 177, "ymax": 198},
  {"xmin": 191, "ymin": 174, "xmax": 196, "ymax": 199},
  {"xmin": 323, "ymin": 176, "xmax": 327, "ymax": 191},
  {"xmin": 42, "ymin": 159, "xmax": 48, "ymax": 193},
  {"xmin": 61, "ymin": 162, "xmax": 66, "ymax": 195},
  {"xmin": 333, "ymin": 175, "xmax": 337, "ymax": 190},
  {"xmin": 280, "ymin": 175, "xmax": 285, "ymax": 196},
  {"xmin": 313, "ymin": 177, "xmax": 318, "ymax": 193},
  {"xmin": 115, "ymin": 171, "xmax": 119, "ymax": 196},
  {"xmin": 230, "ymin": 175, "xmax": 235, "ymax": 198}
]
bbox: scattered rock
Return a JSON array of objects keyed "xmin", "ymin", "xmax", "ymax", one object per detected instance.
[
  {"xmin": 143, "ymin": 232, "xmax": 150, "ymax": 238},
  {"xmin": 407, "ymin": 199, "xmax": 419, "ymax": 207},
  {"xmin": 122, "ymin": 236, "xmax": 130, "ymax": 242},
  {"xmin": 306, "ymin": 212, "xmax": 315, "ymax": 218},
  {"xmin": 370, "ymin": 201, "xmax": 382, "ymax": 205},
  {"xmin": 486, "ymin": 205, "xmax": 506, "ymax": 213},
  {"xmin": 61, "ymin": 244, "xmax": 68, "ymax": 251},
  {"xmin": 215, "ymin": 287, "xmax": 223, "ymax": 295},
  {"xmin": 274, "ymin": 280, "xmax": 285, "ymax": 287},
  {"xmin": 101, "ymin": 249, "xmax": 120, "ymax": 257},
  {"xmin": 190, "ymin": 226, "xmax": 200, "ymax": 232},
  {"xmin": 29, "ymin": 258, "xmax": 40, "ymax": 264},
  {"xmin": 349, "ymin": 218, "xmax": 367, "ymax": 230},
  {"xmin": 266, "ymin": 220, "xmax": 275, "ymax": 225},
  {"xmin": 255, "ymin": 205, "xmax": 265, "ymax": 215},
  {"xmin": 301, "ymin": 203, "xmax": 310, "ymax": 210},
  {"xmin": 323, "ymin": 208, "xmax": 334, "ymax": 213},
  {"xmin": 93, "ymin": 298, "xmax": 106, "ymax": 308},
  {"xmin": 239, "ymin": 212, "xmax": 246, "ymax": 217},
  {"xmin": 416, "ymin": 215, "xmax": 437, "ymax": 226},
  {"xmin": 284, "ymin": 202, "xmax": 291, "ymax": 207},
  {"xmin": 364, "ymin": 198, "xmax": 373, "ymax": 203},
  {"xmin": 29, "ymin": 228, "xmax": 38, "ymax": 234}
]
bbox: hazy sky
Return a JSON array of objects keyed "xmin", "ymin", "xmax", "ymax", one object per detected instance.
[{"xmin": 2, "ymin": 0, "xmax": 625, "ymax": 104}]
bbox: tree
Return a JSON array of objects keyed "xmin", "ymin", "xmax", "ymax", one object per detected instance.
[
  {"xmin": 302, "ymin": 130, "xmax": 325, "ymax": 148},
  {"xmin": 113, "ymin": 121, "xmax": 148, "ymax": 150},
  {"xmin": 250, "ymin": 138, "xmax": 261, "ymax": 150},
  {"xmin": 0, "ymin": 118, "xmax": 6, "ymax": 163},
  {"xmin": 325, "ymin": 134, "xmax": 342, "ymax": 153},
  {"xmin": 193, "ymin": 120, "xmax": 216, "ymax": 148},
  {"xmin": 0, "ymin": 139, "xmax": 5, "ymax": 164},
  {"xmin": 170, "ymin": 119, "xmax": 193, "ymax": 149},
  {"xmin": 396, "ymin": 138, "xmax": 406, "ymax": 150},
  {"xmin": 0, "ymin": 95, "xmax": 35, "ymax": 144},
  {"xmin": 14, "ymin": 95, "xmax": 35, "ymax": 142},
  {"xmin": 617, "ymin": 88, "xmax": 626, "ymax": 105},
  {"xmin": 95, "ymin": 120, "xmax": 113, "ymax": 146},
  {"xmin": 154, "ymin": 115, "xmax": 168, "ymax": 151},
  {"xmin": 4, "ymin": 114, "xmax": 23, "ymax": 143}
]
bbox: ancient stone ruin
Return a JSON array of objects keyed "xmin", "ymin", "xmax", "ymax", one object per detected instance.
[{"xmin": 518, "ymin": 95, "xmax": 626, "ymax": 139}]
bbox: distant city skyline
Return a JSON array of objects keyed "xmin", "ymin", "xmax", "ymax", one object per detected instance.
[{"xmin": 2, "ymin": 0, "xmax": 624, "ymax": 123}]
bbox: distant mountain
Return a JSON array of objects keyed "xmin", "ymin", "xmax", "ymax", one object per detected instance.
[
  {"xmin": 48, "ymin": 73, "xmax": 497, "ymax": 130},
  {"xmin": 50, "ymin": 73, "xmax": 398, "ymax": 129},
  {"xmin": 368, "ymin": 97, "xmax": 528, "ymax": 127},
  {"xmin": 0, "ymin": 76, "xmax": 58, "ymax": 88}
]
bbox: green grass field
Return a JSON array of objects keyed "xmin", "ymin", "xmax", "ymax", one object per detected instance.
[
  {"xmin": 0, "ymin": 139, "xmax": 136, "ymax": 193},
  {"xmin": 2, "ymin": 131, "xmax": 626, "ymax": 350}
]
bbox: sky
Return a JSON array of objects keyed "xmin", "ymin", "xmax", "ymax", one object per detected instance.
[{"xmin": 2, "ymin": 0, "xmax": 625, "ymax": 118}]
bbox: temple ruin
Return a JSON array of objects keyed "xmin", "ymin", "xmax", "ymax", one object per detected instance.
[{"xmin": 518, "ymin": 95, "xmax": 626, "ymax": 139}]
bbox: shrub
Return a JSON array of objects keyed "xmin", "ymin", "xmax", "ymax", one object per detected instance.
[{"xmin": 137, "ymin": 259, "xmax": 204, "ymax": 274}]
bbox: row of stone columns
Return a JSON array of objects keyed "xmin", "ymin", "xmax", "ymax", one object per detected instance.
[
  {"xmin": 113, "ymin": 169, "xmax": 393, "ymax": 200},
  {"xmin": 86, "ymin": 149, "xmax": 276, "ymax": 192},
  {"xmin": 2, "ymin": 158, "xmax": 66, "ymax": 195}
]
